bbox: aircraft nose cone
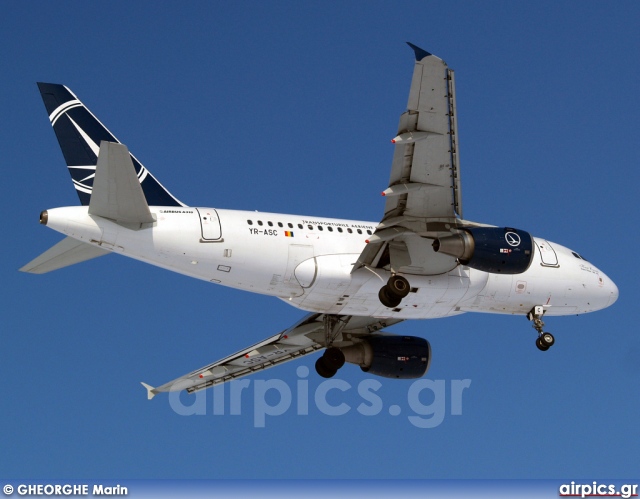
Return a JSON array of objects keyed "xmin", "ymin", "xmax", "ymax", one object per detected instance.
[{"xmin": 607, "ymin": 278, "xmax": 619, "ymax": 307}]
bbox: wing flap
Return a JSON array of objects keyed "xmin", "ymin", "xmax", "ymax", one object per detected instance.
[{"xmin": 20, "ymin": 236, "xmax": 109, "ymax": 274}]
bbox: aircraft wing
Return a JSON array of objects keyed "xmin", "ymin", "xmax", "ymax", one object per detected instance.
[
  {"xmin": 354, "ymin": 43, "xmax": 464, "ymax": 275},
  {"xmin": 142, "ymin": 313, "xmax": 402, "ymax": 398}
]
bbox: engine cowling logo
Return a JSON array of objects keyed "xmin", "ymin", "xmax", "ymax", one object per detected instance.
[{"xmin": 505, "ymin": 232, "xmax": 521, "ymax": 247}]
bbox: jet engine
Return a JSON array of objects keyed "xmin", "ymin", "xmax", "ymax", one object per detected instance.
[
  {"xmin": 433, "ymin": 227, "xmax": 533, "ymax": 274},
  {"xmin": 340, "ymin": 335, "xmax": 431, "ymax": 379}
]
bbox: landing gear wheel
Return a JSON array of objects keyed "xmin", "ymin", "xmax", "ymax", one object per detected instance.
[
  {"xmin": 378, "ymin": 286, "xmax": 401, "ymax": 308},
  {"xmin": 535, "ymin": 337, "xmax": 550, "ymax": 352},
  {"xmin": 315, "ymin": 356, "xmax": 337, "ymax": 378},
  {"xmin": 540, "ymin": 332, "xmax": 555, "ymax": 348},
  {"xmin": 323, "ymin": 347, "xmax": 345, "ymax": 370},
  {"xmin": 388, "ymin": 275, "xmax": 411, "ymax": 298},
  {"xmin": 529, "ymin": 306, "xmax": 554, "ymax": 351}
]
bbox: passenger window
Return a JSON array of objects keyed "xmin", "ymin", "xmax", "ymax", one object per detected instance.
[
  {"xmin": 366, "ymin": 230, "xmax": 372, "ymax": 235},
  {"xmin": 308, "ymin": 225, "xmax": 313, "ymax": 230},
  {"xmin": 337, "ymin": 227, "xmax": 343, "ymax": 233},
  {"xmin": 268, "ymin": 221, "xmax": 273, "ymax": 227},
  {"xmin": 247, "ymin": 220, "xmax": 253, "ymax": 225},
  {"xmin": 357, "ymin": 229, "xmax": 362, "ymax": 234},
  {"xmin": 298, "ymin": 224, "xmax": 303, "ymax": 229},
  {"xmin": 328, "ymin": 227, "xmax": 333, "ymax": 232},
  {"xmin": 257, "ymin": 220, "xmax": 263, "ymax": 226},
  {"xmin": 318, "ymin": 226, "xmax": 323, "ymax": 231},
  {"xmin": 347, "ymin": 228, "xmax": 353, "ymax": 234},
  {"xmin": 288, "ymin": 223, "xmax": 294, "ymax": 229}
]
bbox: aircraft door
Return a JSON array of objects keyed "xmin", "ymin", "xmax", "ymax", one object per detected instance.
[
  {"xmin": 196, "ymin": 208, "xmax": 222, "ymax": 242},
  {"xmin": 535, "ymin": 239, "xmax": 559, "ymax": 267}
]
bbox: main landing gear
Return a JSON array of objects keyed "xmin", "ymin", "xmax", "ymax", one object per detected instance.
[
  {"xmin": 378, "ymin": 275, "xmax": 411, "ymax": 308},
  {"xmin": 315, "ymin": 347, "xmax": 345, "ymax": 378},
  {"xmin": 528, "ymin": 305, "xmax": 555, "ymax": 351},
  {"xmin": 315, "ymin": 315, "xmax": 350, "ymax": 378}
]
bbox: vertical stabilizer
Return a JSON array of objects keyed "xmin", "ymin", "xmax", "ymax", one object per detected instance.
[{"xmin": 37, "ymin": 83, "xmax": 185, "ymax": 207}]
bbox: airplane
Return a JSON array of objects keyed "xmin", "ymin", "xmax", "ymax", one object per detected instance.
[{"xmin": 21, "ymin": 43, "xmax": 618, "ymax": 400}]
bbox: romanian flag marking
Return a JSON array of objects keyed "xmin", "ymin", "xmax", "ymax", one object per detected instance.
[{"xmin": 285, "ymin": 231, "xmax": 294, "ymax": 237}]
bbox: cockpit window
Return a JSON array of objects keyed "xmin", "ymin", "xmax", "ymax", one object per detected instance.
[{"xmin": 572, "ymin": 251, "xmax": 589, "ymax": 262}]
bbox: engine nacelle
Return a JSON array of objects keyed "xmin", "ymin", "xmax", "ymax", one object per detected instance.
[
  {"xmin": 433, "ymin": 227, "xmax": 534, "ymax": 274},
  {"xmin": 341, "ymin": 335, "xmax": 431, "ymax": 379}
]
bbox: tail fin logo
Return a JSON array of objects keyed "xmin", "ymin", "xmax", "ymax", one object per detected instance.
[
  {"xmin": 49, "ymin": 99, "xmax": 82, "ymax": 125},
  {"xmin": 38, "ymin": 82, "xmax": 184, "ymax": 208}
]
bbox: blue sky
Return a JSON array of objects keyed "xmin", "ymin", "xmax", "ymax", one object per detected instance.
[{"xmin": 2, "ymin": 1, "xmax": 639, "ymax": 481}]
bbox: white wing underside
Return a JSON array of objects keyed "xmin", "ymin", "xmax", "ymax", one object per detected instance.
[
  {"xmin": 386, "ymin": 52, "xmax": 462, "ymax": 220},
  {"xmin": 354, "ymin": 49, "xmax": 464, "ymax": 276},
  {"xmin": 143, "ymin": 314, "xmax": 403, "ymax": 398}
]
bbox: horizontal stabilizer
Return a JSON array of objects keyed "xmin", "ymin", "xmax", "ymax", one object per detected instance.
[
  {"xmin": 140, "ymin": 382, "xmax": 157, "ymax": 400},
  {"xmin": 20, "ymin": 236, "xmax": 109, "ymax": 274},
  {"xmin": 89, "ymin": 141, "xmax": 155, "ymax": 229}
]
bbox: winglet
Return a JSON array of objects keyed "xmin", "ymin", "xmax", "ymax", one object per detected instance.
[
  {"xmin": 140, "ymin": 382, "xmax": 157, "ymax": 400},
  {"xmin": 406, "ymin": 42, "xmax": 432, "ymax": 61}
]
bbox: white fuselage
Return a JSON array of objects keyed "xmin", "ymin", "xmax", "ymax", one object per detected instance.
[{"xmin": 44, "ymin": 205, "xmax": 619, "ymax": 320}]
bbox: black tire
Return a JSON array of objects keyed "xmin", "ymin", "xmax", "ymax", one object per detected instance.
[
  {"xmin": 541, "ymin": 332, "xmax": 555, "ymax": 347},
  {"xmin": 378, "ymin": 285, "xmax": 402, "ymax": 308},
  {"xmin": 315, "ymin": 357, "xmax": 337, "ymax": 378},
  {"xmin": 536, "ymin": 337, "xmax": 550, "ymax": 351},
  {"xmin": 388, "ymin": 275, "xmax": 411, "ymax": 298},
  {"xmin": 323, "ymin": 347, "xmax": 345, "ymax": 370}
]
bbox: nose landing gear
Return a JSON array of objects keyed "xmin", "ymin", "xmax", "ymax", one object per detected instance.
[
  {"xmin": 528, "ymin": 306, "xmax": 555, "ymax": 351},
  {"xmin": 535, "ymin": 332, "xmax": 555, "ymax": 351}
]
